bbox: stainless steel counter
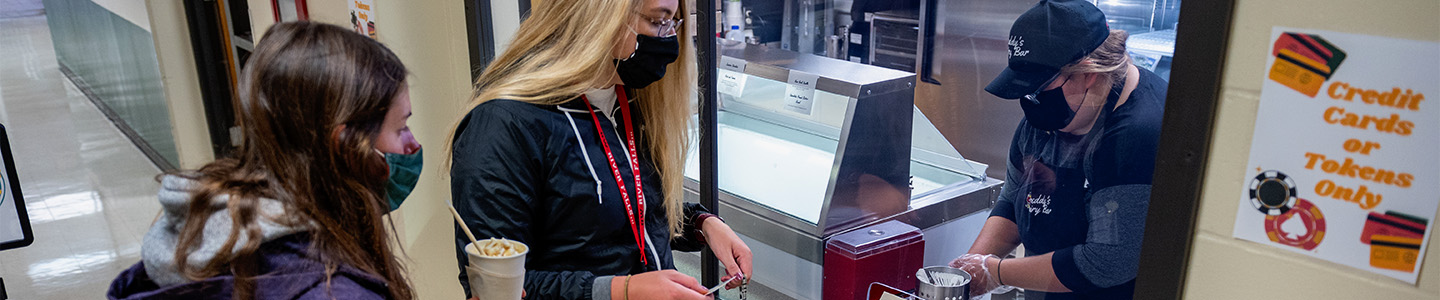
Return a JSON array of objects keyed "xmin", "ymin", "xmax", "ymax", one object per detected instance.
[
  {"xmin": 683, "ymin": 175, "xmax": 1001, "ymax": 264},
  {"xmin": 684, "ymin": 42, "xmax": 1003, "ymax": 299}
]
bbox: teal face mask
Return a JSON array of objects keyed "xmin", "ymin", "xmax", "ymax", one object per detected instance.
[{"xmin": 383, "ymin": 147, "xmax": 423, "ymax": 211}]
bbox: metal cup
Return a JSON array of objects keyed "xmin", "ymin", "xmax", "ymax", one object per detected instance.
[{"xmin": 915, "ymin": 266, "xmax": 971, "ymax": 300}]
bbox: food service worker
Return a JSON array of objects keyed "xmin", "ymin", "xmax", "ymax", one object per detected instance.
[
  {"xmin": 447, "ymin": 0, "xmax": 753, "ymax": 299},
  {"xmin": 950, "ymin": 1, "xmax": 1167, "ymax": 299}
]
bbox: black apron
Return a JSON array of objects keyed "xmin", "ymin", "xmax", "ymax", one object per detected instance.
[{"xmin": 1015, "ymin": 132, "xmax": 1092, "ymax": 255}]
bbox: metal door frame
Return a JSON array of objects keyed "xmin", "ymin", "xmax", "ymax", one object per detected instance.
[
  {"xmin": 182, "ymin": 0, "xmax": 240, "ymax": 158},
  {"xmin": 1135, "ymin": 0, "xmax": 1238, "ymax": 298},
  {"xmin": 465, "ymin": 0, "xmax": 530, "ymax": 80}
]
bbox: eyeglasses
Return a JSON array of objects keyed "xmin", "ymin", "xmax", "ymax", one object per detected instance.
[
  {"xmin": 1022, "ymin": 74, "xmax": 1070, "ymax": 103},
  {"xmin": 635, "ymin": 12, "xmax": 683, "ymax": 38}
]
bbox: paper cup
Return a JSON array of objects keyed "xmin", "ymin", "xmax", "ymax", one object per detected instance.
[{"xmin": 465, "ymin": 239, "xmax": 528, "ymax": 300}]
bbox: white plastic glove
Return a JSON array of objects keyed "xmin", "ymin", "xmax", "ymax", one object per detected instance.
[{"xmin": 949, "ymin": 253, "xmax": 1016, "ymax": 300}]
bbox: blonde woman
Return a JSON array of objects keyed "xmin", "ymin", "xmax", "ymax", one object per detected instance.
[{"xmin": 448, "ymin": 0, "xmax": 752, "ymax": 299}]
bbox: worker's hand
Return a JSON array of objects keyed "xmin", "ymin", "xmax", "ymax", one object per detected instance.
[
  {"xmin": 613, "ymin": 270, "xmax": 711, "ymax": 300},
  {"xmin": 703, "ymin": 217, "xmax": 753, "ymax": 289},
  {"xmin": 948, "ymin": 253, "xmax": 1008, "ymax": 299}
]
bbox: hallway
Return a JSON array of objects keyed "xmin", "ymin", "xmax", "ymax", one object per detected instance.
[{"xmin": 0, "ymin": 4, "xmax": 164, "ymax": 298}]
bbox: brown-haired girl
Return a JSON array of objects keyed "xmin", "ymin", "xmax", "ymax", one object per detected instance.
[{"xmin": 108, "ymin": 21, "xmax": 421, "ymax": 300}]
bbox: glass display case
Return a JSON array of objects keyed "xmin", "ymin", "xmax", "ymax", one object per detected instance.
[{"xmin": 682, "ymin": 42, "xmax": 1001, "ymax": 299}]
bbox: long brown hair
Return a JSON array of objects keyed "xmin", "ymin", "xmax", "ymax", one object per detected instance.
[
  {"xmin": 448, "ymin": 0, "xmax": 694, "ymax": 237},
  {"xmin": 170, "ymin": 22, "xmax": 414, "ymax": 300}
]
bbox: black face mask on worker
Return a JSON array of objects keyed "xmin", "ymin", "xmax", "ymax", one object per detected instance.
[
  {"xmin": 615, "ymin": 34, "xmax": 679, "ymax": 89},
  {"xmin": 1019, "ymin": 77, "xmax": 1076, "ymax": 131}
]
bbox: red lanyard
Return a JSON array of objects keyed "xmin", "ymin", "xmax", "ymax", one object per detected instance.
[{"xmin": 581, "ymin": 86, "xmax": 649, "ymax": 267}]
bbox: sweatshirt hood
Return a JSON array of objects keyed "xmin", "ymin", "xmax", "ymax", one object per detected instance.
[{"xmin": 140, "ymin": 174, "xmax": 309, "ymax": 287}]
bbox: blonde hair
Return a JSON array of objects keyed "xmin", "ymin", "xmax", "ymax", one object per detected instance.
[
  {"xmin": 448, "ymin": 0, "xmax": 695, "ymax": 237},
  {"xmin": 1060, "ymin": 29, "xmax": 1131, "ymax": 89}
]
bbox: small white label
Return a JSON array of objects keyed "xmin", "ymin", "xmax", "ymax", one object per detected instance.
[
  {"xmin": 849, "ymin": 33, "xmax": 864, "ymax": 44},
  {"xmin": 718, "ymin": 69, "xmax": 747, "ymax": 97},
  {"xmin": 719, "ymin": 56, "xmax": 747, "ymax": 73},
  {"xmin": 783, "ymin": 70, "xmax": 820, "ymax": 115}
]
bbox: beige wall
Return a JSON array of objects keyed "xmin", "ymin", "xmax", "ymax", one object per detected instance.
[
  {"xmin": 145, "ymin": 0, "xmax": 215, "ymax": 169},
  {"xmin": 373, "ymin": 2, "xmax": 473, "ymax": 299},
  {"xmin": 296, "ymin": 1, "xmax": 475, "ymax": 299},
  {"xmin": 1183, "ymin": 0, "xmax": 1440, "ymax": 298},
  {"xmin": 306, "ymin": 0, "xmax": 349, "ymax": 28},
  {"xmin": 249, "ymin": 0, "xmax": 277, "ymax": 41},
  {"xmin": 95, "ymin": 0, "xmax": 152, "ymax": 31}
]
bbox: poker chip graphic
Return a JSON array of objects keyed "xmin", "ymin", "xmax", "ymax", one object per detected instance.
[
  {"xmin": 1265, "ymin": 198, "xmax": 1326, "ymax": 250},
  {"xmin": 1250, "ymin": 170, "xmax": 1297, "ymax": 215}
]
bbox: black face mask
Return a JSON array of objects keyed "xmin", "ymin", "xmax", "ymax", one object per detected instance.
[
  {"xmin": 616, "ymin": 34, "xmax": 679, "ymax": 89},
  {"xmin": 1019, "ymin": 78, "xmax": 1076, "ymax": 131}
]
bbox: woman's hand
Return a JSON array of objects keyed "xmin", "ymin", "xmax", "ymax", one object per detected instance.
[
  {"xmin": 702, "ymin": 217, "xmax": 753, "ymax": 289},
  {"xmin": 611, "ymin": 270, "xmax": 710, "ymax": 300},
  {"xmin": 949, "ymin": 253, "xmax": 1009, "ymax": 299}
]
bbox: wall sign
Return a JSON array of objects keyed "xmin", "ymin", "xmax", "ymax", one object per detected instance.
[
  {"xmin": 1232, "ymin": 27, "xmax": 1439, "ymax": 284},
  {"xmin": 349, "ymin": 0, "xmax": 375, "ymax": 39}
]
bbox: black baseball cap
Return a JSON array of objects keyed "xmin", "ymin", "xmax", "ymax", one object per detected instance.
[{"xmin": 985, "ymin": 0, "xmax": 1110, "ymax": 100}]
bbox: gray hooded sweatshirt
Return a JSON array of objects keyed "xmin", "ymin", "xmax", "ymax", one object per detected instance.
[{"xmin": 141, "ymin": 174, "xmax": 309, "ymax": 287}]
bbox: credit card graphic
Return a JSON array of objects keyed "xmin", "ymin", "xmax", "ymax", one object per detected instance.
[
  {"xmin": 1361, "ymin": 212, "xmax": 1425, "ymax": 244},
  {"xmin": 1275, "ymin": 33, "xmax": 1332, "ymax": 63},
  {"xmin": 1268, "ymin": 32, "xmax": 1348, "ymax": 97},
  {"xmin": 1269, "ymin": 53, "xmax": 1329, "ymax": 97},
  {"xmin": 1303, "ymin": 34, "xmax": 1348, "ymax": 71},
  {"xmin": 1369, "ymin": 235, "xmax": 1422, "ymax": 272}
]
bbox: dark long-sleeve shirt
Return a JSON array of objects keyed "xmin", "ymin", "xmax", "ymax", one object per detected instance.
[
  {"xmin": 989, "ymin": 68, "xmax": 1166, "ymax": 300},
  {"xmin": 450, "ymin": 97, "xmax": 710, "ymax": 300}
]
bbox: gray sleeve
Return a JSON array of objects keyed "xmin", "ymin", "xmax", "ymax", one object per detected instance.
[
  {"xmin": 1053, "ymin": 184, "xmax": 1151, "ymax": 291},
  {"xmin": 989, "ymin": 124, "xmax": 1029, "ymax": 221},
  {"xmin": 591, "ymin": 276, "xmax": 615, "ymax": 300}
]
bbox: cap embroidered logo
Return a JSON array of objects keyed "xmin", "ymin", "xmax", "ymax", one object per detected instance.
[
  {"xmin": 1009, "ymin": 36, "xmax": 1030, "ymax": 57},
  {"xmin": 984, "ymin": 0, "xmax": 1110, "ymax": 99}
]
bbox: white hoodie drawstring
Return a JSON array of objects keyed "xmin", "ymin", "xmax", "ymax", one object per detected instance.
[
  {"xmin": 563, "ymin": 102, "xmax": 660, "ymax": 271},
  {"xmin": 560, "ymin": 106, "xmax": 605, "ymax": 204}
]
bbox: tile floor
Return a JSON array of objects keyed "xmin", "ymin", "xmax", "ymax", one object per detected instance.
[{"xmin": 0, "ymin": 8, "xmax": 163, "ymax": 299}]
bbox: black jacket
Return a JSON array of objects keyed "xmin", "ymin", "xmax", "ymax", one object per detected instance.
[{"xmin": 451, "ymin": 97, "xmax": 710, "ymax": 300}]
